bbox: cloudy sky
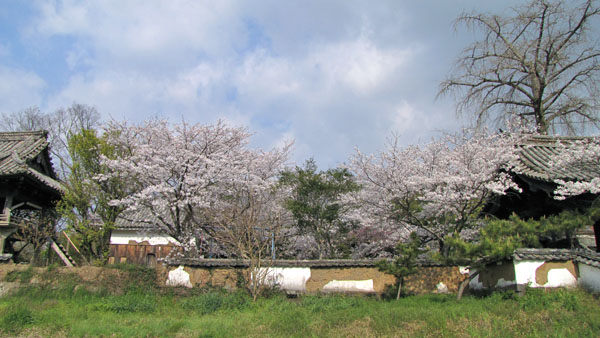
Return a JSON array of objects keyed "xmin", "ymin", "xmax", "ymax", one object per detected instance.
[{"xmin": 0, "ymin": 0, "xmax": 523, "ymax": 168}]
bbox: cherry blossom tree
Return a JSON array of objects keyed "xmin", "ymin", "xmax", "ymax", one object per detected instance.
[
  {"xmin": 101, "ymin": 119, "xmax": 254, "ymax": 255},
  {"xmin": 550, "ymin": 137, "xmax": 600, "ymax": 199},
  {"xmin": 101, "ymin": 119, "xmax": 293, "ymax": 263},
  {"xmin": 346, "ymin": 129, "xmax": 523, "ymax": 258}
]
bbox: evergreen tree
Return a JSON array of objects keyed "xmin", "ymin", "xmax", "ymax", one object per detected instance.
[{"xmin": 280, "ymin": 159, "xmax": 360, "ymax": 259}]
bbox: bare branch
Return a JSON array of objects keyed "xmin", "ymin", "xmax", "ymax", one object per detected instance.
[{"xmin": 440, "ymin": 0, "xmax": 600, "ymax": 134}]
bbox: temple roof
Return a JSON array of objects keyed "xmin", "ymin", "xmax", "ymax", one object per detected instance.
[
  {"xmin": 0, "ymin": 131, "xmax": 63, "ymax": 193},
  {"xmin": 114, "ymin": 208, "xmax": 160, "ymax": 231},
  {"xmin": 515, "ymin": 135, "xmax": 600, "ymax": 183}
]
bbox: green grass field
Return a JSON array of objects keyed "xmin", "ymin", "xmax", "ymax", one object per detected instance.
[
  {"xmin": 1, "ymin": 265, "xmax": 600, "ymax": 337},
  {"xmin": 1, "ymin": 283, "xmax": 600, "ymax": 337}
]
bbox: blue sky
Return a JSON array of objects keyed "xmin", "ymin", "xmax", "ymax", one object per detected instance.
[{"xmin": 0, "ymin": 0, "xmax": 523, "ymax": 168}]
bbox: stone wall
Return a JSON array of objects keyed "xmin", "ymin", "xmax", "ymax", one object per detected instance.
[{"xmin": 403, "ymin": 266, "xmax": 467, "ymax": 294}]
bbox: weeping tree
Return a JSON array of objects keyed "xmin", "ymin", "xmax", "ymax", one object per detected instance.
[{"xmin": 440, "ymin": 0, "xmax": 600, "ymax": 134}]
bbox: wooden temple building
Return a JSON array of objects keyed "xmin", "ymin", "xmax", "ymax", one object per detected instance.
[
  {"xmin": 0, "ymin": 131, "xmax": 63, "ymax": 261},
  {"xmin": 486, "ymin": 135, "xmax": 600, "ymax": 249}
]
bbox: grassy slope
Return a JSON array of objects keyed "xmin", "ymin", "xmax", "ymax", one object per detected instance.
[{"xmin": 1, "ymin": 285, "xmax": 599, "ymax": 337}]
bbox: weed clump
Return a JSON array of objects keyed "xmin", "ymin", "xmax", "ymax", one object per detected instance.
[
  {"xmin": 1, "ymin": 307, "xmax": 34, "ymax": 334},
  {"xmin": 4, "ymin": 266, "xmax": 34, "ymax": 283},
  {"xmin": 110, "ymin": 263, "xmax": 157, "ymax": 292},
  {"xmin": 180, "ymin": 290, "xmax": 250, "ymax": 315},
  {"xmin": 519, "ymin": 288, "xmax": 580, "ymax": 311},
  {"xmin": 105, "ymin": 293, "xmax": 157, "ymax": 314}
]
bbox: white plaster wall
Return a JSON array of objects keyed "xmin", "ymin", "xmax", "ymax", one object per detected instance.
[
  {"xmin": 515, "ymin": 260, "xmax": 577, "ymax": 288},
  {"xmin": 514, "ymin": 260, "xmax": 545, "ymax": 287},
  {"xmin": 166, "ymin": 266, "xmax": 192, "ymax": 288},
  {"xmin": 322, "ymin": 280, "xmax": 375, "ymax": 293},
  {"xmin": 110, "ymin": 230, "xmax": 179, "ymax": 245},
  {"xmin": 544, "ymin": 269, "xmax": 577, "ymax": 288},
  {"xmin": 578, "ymin": 263, "xmax": 600, "ymax": 293},
  {"xmin": 496, "ymin": 278, "xmax": 516, "ymax": 288},
  {"xmin": 261, "ymin": 267, "xmax": 311, "ymax": 293}
]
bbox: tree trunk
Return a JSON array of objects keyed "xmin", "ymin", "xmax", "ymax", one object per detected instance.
[
  {"xmin": 534, "ymin": 104, "xmax": 548, "ymax": 134},
  {"xmin": 396, "ymin": 278, "xmax": 403, "ymax": 300},
  {"xmin": 457, "ymin": 269, "xmax": 480, "ymax": 301},
  {"xmin": 31, "ymin": 245, "xmax": 43, "ymax": 267},
  {"xmin": 439, "ymin": 240, "xmax": 449, "ymax": 258}
]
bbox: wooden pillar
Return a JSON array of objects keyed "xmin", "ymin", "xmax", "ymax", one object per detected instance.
[
  {"xmin": 0, "ymin": 195, "xmax": 13, "ymax": 254},
  {"xmin": 594, "ymin": 220, "xmax": 600, "ymax": 252},
  {"xmin": 0, "ymin": 233, "xmax": 5, "ymax": 254},
  {"xmin": 3, "ymin": 195, "xmax": 12, "ymax": 214}
]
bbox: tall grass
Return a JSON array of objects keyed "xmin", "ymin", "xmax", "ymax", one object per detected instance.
[{"xmin": 0, "ymin": 284, "xmax": 599, "ymax": 337}]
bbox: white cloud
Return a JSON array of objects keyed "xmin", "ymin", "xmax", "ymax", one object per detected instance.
[
  {"xmin": 0, "ymin": 66, "xmax": 45, "ymax": 113},
  {"xmin": 31, "ymin": 1, "xmax": 245, "ymax": 71},
  {"xmin": 18, "ymin": 0, "xmax": 497, "ymax": 167}
]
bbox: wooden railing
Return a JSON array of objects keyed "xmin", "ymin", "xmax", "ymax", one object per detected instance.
[
  {"xmin": 0, "ymin": 213, "xmax": 24, "ymax": 227},
  {"xmin": 59, "ymin": 231, "xmax": 89, "ymax": 265},
  {"xmin": 0, "ymin": 213, "xmax": 8, "ymax": 226}
]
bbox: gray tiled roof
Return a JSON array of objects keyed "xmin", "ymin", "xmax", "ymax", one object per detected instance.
[
  {"xmin": 0, "ymin": 131, "xmax": 63, "ymax": 193},
  {"xmin": 515, "ymin": 135, "xmax": 600, "ymax": 183},
  {"xmin": 513, "ymin": 248, "xmax": 575, "ymax": 261},
  {"xmin": 163, "ymin": 258, "xmax": 448, "ymax": 268},
  {"xmin": 513, "ymin": 248, "xmax": 600, "ymax": 267},
  {"xmin": 114, "ymin": 208, "xmax": 161, "ymax": 230},
  {"xmin": 574, "ymin": 250, "xmax": 600, "ymax": 268},
  {"xmin": 160, "ymin": 247, "xmax": 600, "ymax": 267}
]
